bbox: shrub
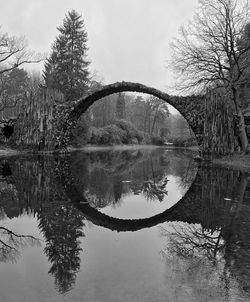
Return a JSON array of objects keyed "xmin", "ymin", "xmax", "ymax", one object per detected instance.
[
  {"xmin": 151, "ymin": 135, "xmax": 165, "ymax": 146},
  {"xmin": 137, "ymin": 131, "xmax": 151, "ymax": 144},
  {"xmin": 89, "ymin": 127, "xmax": 102, "ymax": 144},
  {"xmin": 112, "ymin": 119, "xmax": 140, "ymax": 143},
  {"xmin": 103, "ymin": 125, "xmax": 127, "ymax": 145},
  {"xmin": 89, "ymin": 125, "xmax": 127, "ymax": 145},
  {"xmin": 72, "ymin": 117, "xmax": 174, "ymax": 146}
]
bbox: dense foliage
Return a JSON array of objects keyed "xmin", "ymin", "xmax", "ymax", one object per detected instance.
[{"xmin": 72, "ymin": 118, "xmax": 164, "ymax": 146}]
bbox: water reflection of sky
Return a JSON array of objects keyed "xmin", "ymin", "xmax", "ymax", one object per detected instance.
[{"xmin": 99, "ymin": 175, "xmax": 184, "ymax": 219}]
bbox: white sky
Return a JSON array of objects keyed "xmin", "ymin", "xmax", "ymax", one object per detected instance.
[{"xmin": 0, "ymin": 0, "xmax": 198, "ymax": 92}]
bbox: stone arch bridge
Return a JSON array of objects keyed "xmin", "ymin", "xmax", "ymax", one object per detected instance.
[{"xmin": 59, "ymin": 81, "xmax": 205, "ymax": 148}]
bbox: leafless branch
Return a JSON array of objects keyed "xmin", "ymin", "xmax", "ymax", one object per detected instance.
[
  {"xmin": 170, "ymin": 0, "xmax": 250, "ymax": 94},
  {"xmin": 0, "ymin": 28, "xmax": 46, "ymax": 75}
]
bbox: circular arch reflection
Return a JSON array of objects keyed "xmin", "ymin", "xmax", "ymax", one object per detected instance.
[{"xmin": 72, "ymin": 172, "xmax": 201, "ymax": 232}]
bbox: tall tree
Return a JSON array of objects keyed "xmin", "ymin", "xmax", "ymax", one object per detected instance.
[
  {"xmin": 5, "ymin": 68, "xmax": 29, "ymax": 96},
  {"xmin": 116, "ymin": 92, "xmax": 126, "ymax": 119},
  {"xmin": 43, "ymin": 10, "xmax": 90, "ymax": 102},
  {"xmin": 170, "ymin": 0, "xmax": 250, "ymax": 152}
]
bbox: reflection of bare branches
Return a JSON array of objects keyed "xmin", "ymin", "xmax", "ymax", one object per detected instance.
[
  {"xmin": 0, "ymin": 226, "xmax": 41, "ymax": 263},
  {"xmin": 160, "ymin": 223, "xmax": 225, "ymax": 261},
  {"xmin": 159, "ymin": 222, "xmax": 250, "ymax": 301}
]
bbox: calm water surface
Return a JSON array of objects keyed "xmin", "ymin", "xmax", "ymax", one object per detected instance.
[{"xmin": 0, "ymin": 148, "xmax": 249, "ymax": 302}]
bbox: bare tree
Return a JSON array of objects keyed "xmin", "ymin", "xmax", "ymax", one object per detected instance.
[
  {"xmin": 0, "ymin": 28, "xmax": 45, "ymax": 120},
  {"xmin": 0, "ymin": 28, "xmax": 44, "ymax": 74},
  {"xmin": 170, "ymin": 0, "xmax": 250, "ymax": 152}
]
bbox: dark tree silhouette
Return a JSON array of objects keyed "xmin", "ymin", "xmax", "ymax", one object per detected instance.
[
  {"xmin": 43, "ymin": 10, "xmax": 90, "ymax": 102},
  {"xmin": 38, "ymin": 204, "xmax": 85, "ymax": 294}
]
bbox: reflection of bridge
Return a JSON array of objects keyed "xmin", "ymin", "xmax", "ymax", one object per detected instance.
[
  {"xmin": 73, "ymin": 175, "xmax": 203, "ymax": 232},
  {"xmin": 0, "ymin": 156, "xmax": 249, "ymax": 233},
  {"xmin": 72, "ymin": 169, "xmax": 242, "ymax": 232}
]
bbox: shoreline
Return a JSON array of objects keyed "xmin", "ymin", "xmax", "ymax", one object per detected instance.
[
  {"xmin": 0, "ymin": 144, "xmax": 190, "ymax": 157},
  {"xmin": 68, "ymin": 144, "xmax": 199, "ymax": 152},
  {"xmin": 0, "ymin": 145, "xmax": 249, "ymax": 172}
]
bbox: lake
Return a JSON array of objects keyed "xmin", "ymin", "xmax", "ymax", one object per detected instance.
[{"xmin": 0, "ymin": 147, "xmax": 249, "ymax": 302}]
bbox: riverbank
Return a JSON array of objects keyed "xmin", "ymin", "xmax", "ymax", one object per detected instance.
[
  {"xmin": 69, "ymin": 144, "xmax": 169, "ymax": 152},
  {"xmin": 1, "ymin": 145, "xmax": 249, "ymax": 173},
  {"xmin": 0, "ymin": 144, "xmax": 198, "ymax": 157},
  {"xmin": 212, "ymin": 154, "xmax": 250, "ymax": 172}
]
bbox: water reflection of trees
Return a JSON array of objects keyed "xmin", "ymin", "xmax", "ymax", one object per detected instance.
[
  {"xmin": 0, "ymin": 150, "xmax": 196, "ymax": 294},
  {"xmin": 160, "ymin": 224, "xmax": 230, "ymax": 302},
  {"xmin": 3, "ymin": 152, "xmax": 250, "ymax": 297},
  {"xmin": 0, "ymin": 157, "xmax": 85, "ymax": 295},
  {"xmin": 160, "ymin": 166, "xmax": 250, "ymax": 299},
  {"xmin": 38, "ymin": 206, "xmax": 85, "ymax": 294},
  {"xmin": 161, "ymin": 223, "xmax": 224, "ymax": 261},
  {"xmin": 0, "ymin": 225, "xmax": 40, "ymax": 263},
  {"xmin": 70, "ymin": 149, "xmax": 196, "ymax": 208}
]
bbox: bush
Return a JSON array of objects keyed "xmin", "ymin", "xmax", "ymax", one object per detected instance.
[
  {"xmin": 112, "ymin": 119, "xmax": 141, "ymax": 143},
  {"xmin": 138, "ymin": 131, "xmax": 151, "ymax": 144},
  {"xmin": 89, "ymin": 127, "xmax": 102, "ymax": 144},
  {"xmin": 72, "ymin": 117, "xmax": 173, "ymax": 147},
  {"xmin": 151, "ymin": 135, "xmax": 165, "ymax": 146},
  {"xmin": 89, "ymin": 125, "xmax": 127, "ymax": 145},
  {"xmin": 103, "ymin": 125, "xmax": 127, "ymax": 145}
]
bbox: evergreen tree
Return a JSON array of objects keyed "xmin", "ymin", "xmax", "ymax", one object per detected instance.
[
  {"xmin": 116, "ymin": 92, "xmax": 126, "ymax": 119},
  {"xmin": 43, "ymin": 10, "xmax": 90, "ymax": 102},
  {"xmin": 5, "ymin": 68, "xmax": 29, "ymax": 96}
]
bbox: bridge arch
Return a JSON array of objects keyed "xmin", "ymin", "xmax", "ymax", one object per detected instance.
[{"xmin": 60, "ymin": 81, "xmax": 204, "ymax": 148}]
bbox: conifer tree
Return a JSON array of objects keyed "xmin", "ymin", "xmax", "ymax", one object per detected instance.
[
  {"xmin": 43, "ymin": 10, "xmax": 90, "ymax": 102},
  {"xmin": 116, "ymin": 92, "xmax": 126, "ymax": 119}
]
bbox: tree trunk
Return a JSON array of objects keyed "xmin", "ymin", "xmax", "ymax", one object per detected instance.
[{"xmin": 232, "ymin": 87, "xmax": 249, "ymax": 153}]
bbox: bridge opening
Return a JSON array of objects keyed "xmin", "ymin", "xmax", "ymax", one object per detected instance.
[{"xmin": 68, "ymin": 86, "xmax": 198, "ymax": 148}]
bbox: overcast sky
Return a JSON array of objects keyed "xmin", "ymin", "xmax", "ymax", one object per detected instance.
[{"xmin": 0, "ymin": 0, "xmax": 198, "ymax": 91}]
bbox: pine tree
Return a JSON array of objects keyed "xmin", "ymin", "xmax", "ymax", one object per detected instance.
[
  {"xmin": 116, "ymin": 92, "xmax": 126, "ymax": 119},
  {"xmin": 43, "ymin": 10, "xmax": 90, "ymax": 102}
]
